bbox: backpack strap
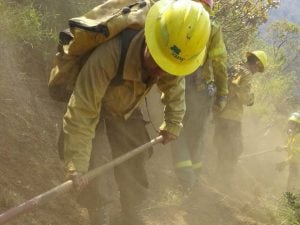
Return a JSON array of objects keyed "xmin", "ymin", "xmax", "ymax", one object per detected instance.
[{"xmin": 111, "ymin": 28, "xmax": 140, "ymax": 85}]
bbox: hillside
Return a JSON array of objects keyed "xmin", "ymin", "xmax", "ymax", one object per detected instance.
[{"xmin": 0, "ymin": 1, "xmax": 299, "ymax": 225}]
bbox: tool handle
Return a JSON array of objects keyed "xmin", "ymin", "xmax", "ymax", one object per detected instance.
[{"xmin": 0, "ymin": 135, "xmax": 163, "ymax": 224}]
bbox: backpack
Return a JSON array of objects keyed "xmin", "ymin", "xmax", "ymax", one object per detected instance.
[{"xmin": 48, "ymin": 0, "xmax": 150, "ymax": 102}]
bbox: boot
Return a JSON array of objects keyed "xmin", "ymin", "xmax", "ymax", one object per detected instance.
[{"xmin": 88, "ymin": 206, "xmax": 110, "ymax": 225}]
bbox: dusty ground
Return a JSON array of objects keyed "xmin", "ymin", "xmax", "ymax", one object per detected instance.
[{"xmin": 0, "ymin": 42, "xmax": 289, "ymax": 225}]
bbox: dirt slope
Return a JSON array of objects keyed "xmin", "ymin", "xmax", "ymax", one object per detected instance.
[
  {"xmin": 0, "ymin": 43, "xmax": 286, "ymax": 225},
  {"xmin": 0, "ymin": 44, "xmax": 89, "ymax": 225}
]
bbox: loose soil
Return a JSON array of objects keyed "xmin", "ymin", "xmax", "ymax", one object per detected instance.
[{"xmin": 0, "ymin": 43, "xmax": 288, "ymax": 225}]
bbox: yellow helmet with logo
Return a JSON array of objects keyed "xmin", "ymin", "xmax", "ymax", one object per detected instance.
[
  {"xmin": 145, "ymin": 0, "xmax": 211, "ymax": 76},
  {"xmin": 246, "ymin": 50, "xmax": 268, "ymax": 72}
]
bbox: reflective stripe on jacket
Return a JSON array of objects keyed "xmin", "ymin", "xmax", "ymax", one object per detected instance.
[{"xmin": 63, "ymin": 30, "xmax": 186, "ymax": 172}]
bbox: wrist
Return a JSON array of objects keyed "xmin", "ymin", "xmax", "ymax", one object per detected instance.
[{"xmin": 159, "ymin": 122, "xmax": 181, "ymax": 137}]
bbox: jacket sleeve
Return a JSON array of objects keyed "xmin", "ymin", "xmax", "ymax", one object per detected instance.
[
  {"xmin": 63, "ymin": 39, "xmax": 120, "ymax": 173},
  {"xmin": 202, "ymin": 22, "xmax": 228, "ymax": 96},
  {"xmin": 156, "ymin": 74, "xmax": 186, "ymax": 137},
  {"xmin": 290, "ymin": 134, "xmax": 300, "ymax": 154},
  {"xmin": 231, "ymin": 72, "xmax": 253, "ymax": 106}
]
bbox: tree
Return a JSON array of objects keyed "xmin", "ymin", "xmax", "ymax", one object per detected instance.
[
  {"xmin": 245, "ymin": 20, "xmax": 300, "ymax": 122},
  {"xmin": 213, "ymin": 0, "xmax": 279, "ymax": 58},
  {"xmin": 266, "ymin": 20, "xmax": 300, "ymax": 69}
]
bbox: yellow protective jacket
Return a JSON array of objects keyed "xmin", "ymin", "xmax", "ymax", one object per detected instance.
[
  {"xmin": 219, "ymin": 63, "xmax": 253, "ymax": 122},
  {"xmin": 63, "ymin": 30, "xmax": 186, "ymax": 172},
  {"xmin": 286, "ymin": 133, "xmax": 300, "ymax": 160},
  {"xmin": 195, "ymin": 19, "xmax": 228, "ymax": 97}
]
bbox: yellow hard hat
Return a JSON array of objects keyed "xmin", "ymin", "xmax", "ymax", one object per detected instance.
[
  {"xmin": 246, "ymin": 50, "xmax": 268, "ymax": 72},
  {"xmin": 289, "ymin": 112, "xmax": 300, "ymax": 124},
  {"xmin": 145, "ymin": 0, "xmax": 211, "ymax": 76}
]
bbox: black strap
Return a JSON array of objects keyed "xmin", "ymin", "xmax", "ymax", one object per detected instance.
[{"xmin": 111, "ymin": 28, "xmax": 140, "ymax": 85}]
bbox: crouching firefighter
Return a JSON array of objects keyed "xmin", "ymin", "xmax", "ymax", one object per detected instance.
[
  {"xmin": 59, "ymin": 1, "xmax": 211, "ymax": 224},
  {"xmin": 276, "ymin": 112, "xmax": 300, "ymax": 193}
]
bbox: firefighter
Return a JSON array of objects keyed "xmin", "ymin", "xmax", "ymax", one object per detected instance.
[
  {"xmin": 62, "ymin": 1, "xmax": 211, "ymax": 225},
  {"xmin": 170, "ymin": 0, "xmax": 228, "ymax": 193},
  {"xmin": 213, "ymin": 50, "xmax": 267, "ymax": 189},
  {"xmin": 277, "ymin": 112, "xmax": 300, "ymax": 193}
]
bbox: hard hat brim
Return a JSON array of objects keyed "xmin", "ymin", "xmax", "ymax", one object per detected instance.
[
  {"xmin": 145, "ymin": 1, "xmax": 206, "ymax": 76},
  {"xmin": 246, "ymin": 52, "xmax": 265, "ymax": 72},
  {"xmin": 289, "ymin": 116, "xmax": 300, "ymax": 124}
]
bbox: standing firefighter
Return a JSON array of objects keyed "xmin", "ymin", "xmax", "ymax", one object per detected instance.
[
  {"xmin": 213, "ymin": 50, "xmax": 267, "ymax": 189},
  {"xmin": 277, "ymin": 112, "xmax": 300, "ymax": 193},
  {"xmin": 170, "ymin": 0, "xmax": 228, "ymax": 192},
  {"xmin": 62, "ymin": 1, "xmax": 211, "ymax": 225}
]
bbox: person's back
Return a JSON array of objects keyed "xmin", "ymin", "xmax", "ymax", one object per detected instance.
[
  {"xmin": 63, "ymin": 17, "xmax": 186, "ymax": 225},
  {"xmin": 61, "ymin": 1, "xmax": 211, "ymax": 224}
]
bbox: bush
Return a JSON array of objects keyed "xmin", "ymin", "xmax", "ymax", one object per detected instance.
[{"xmin": 0, "ymin": 0, "xmax": 54, "ymax": 48}]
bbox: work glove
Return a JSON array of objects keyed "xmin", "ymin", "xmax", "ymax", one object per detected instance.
[
  {"xmin": 246, "ymin": 93, "xmax": 255, "ymax": 106},
  {"xmin": 212, "ymin": 95, "xmax": 227, "ymax": 114},
  {"xmin": 159, "ymin": 130, "xmax": 177, "ymax": 145},
  {"xmin": 66, "ymin": 171, "xmax": 89, "ymax": 192},
  {"xmin": 207, "ymin": 82, "xmax": 217, "ymax": 97}
]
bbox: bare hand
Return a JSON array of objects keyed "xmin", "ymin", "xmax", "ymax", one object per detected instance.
[{"xmin": 159, "ymin": 130, "xmax": 177, "ymax": 144}]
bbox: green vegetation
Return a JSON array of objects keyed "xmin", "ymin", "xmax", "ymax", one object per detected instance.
[
  {"xmin": 215, "ymin": 0, "xmax": 279, "ymax": 55},
  {"xmin": 213, "ymin": 1, "xmax": 299, "ymax": 125},
  {"xmin": 264, "ymin": 193, "xmax": 300, "ymax": 225},
  {"xmin": 249, "ymin": 20, "xmax": 300, "ymax": 125},
  {"xmin": 0, "ymin": 1, "xmax": 299, "ymax": 224},
  {"xmin": 0, "ymin": 0, "xmax": 54, "ymax": 47}
]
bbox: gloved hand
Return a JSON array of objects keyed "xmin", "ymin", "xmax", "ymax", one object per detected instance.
[
  {"xmin": 159, "ymin": 130, "xmax": 177, "ymax": 145},
  {"xmin": 207, "ymin": 82, "xmax": 217, "ymax": 97},
  {"xmin": 66, "ymin": 171, "xmax": 89, "ymax": 191},
  {"xmin": 247, "ymin": 93, "xmax": 255, "ymax": 106},
  {"xmin": 213, "ymin": 95, "xmax": 227, "ymax": 114}
]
